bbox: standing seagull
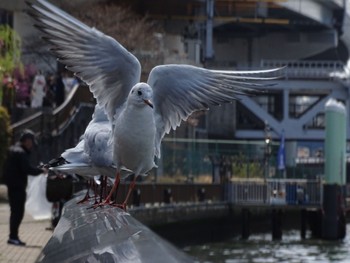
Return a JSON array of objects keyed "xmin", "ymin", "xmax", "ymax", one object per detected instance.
[
  {"xmin": 50, "ymin": 104, "xmax": 115, "ymax": 203},
  {"xmin": 53, "ymin": 104, "xmax": 114, "ymax": 178},
  {"xmin": 27, "ymin": 0, "xmax": 282, "ymax": 209}
]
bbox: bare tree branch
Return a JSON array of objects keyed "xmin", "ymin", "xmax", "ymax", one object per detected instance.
[{"xmin": 60, "ymin": 0, "xmax": 165, "ymax": 80}]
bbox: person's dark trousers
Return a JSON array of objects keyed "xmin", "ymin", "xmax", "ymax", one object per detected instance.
[{"xmin": 7, "ymin": 186, "xmax": 26, "ymax": 239}]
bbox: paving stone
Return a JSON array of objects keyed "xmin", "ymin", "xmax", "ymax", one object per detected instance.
[{"xmin": 0, "ymin": 185, "xmax": 52, "ymax": 263}]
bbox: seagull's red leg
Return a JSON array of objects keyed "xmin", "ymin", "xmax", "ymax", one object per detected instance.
[
  {"xmin": 77, "ymin": 179, "xmax": 92, "ymax": 204},
  {"xmin": 99, "ymin": 176, "xmax": 105, "ymax": 203},
  {"xmin": 109, "ymin": 177, "xmax": 121, "ymax": 206},
  {"xmin": 118, "ymin": 175, "xmax": 138, "ymax": 211},
  {"xmin": 104, "ymin": 172, "xmax": 121, "ymax": 204},
  {"xmin": 103, "ymin": 176, "xmax": 108, "ymax": 199},
  {"xmin": 91, "ymin": 172, "xmax": 121, "ymax": 208},
  {"xmin": 93, "ymin": 179, "xmax": 99, "ymax": 204}
]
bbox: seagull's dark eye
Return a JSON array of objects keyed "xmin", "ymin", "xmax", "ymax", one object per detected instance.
[
  {"xmin": 137, "ymin": 90, "xmax": 142, "ymax": 96},
  {"xmin": 131, "ymin": 90, "xmax": 135, "ymax": 94}
]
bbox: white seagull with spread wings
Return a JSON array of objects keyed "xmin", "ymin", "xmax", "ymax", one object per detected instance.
[{"xmin": 28, "ymin": 0, "xmax": 282, "ymax": 209}]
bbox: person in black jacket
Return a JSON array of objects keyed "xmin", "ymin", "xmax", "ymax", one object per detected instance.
[{"xmin": 3, "ymin": 129, "xmax": 47, "ymax": 246}]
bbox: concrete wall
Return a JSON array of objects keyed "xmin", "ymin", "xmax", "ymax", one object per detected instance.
[
  {"xmin": 253, "ymin": 31, "xmax": 338, "ymax": 61},
  {"xmin": 213, "ymin": 38, "xmax": 248, "ymax": 67},
  {"xmin": 213, "ymin": 31, "xmax": 338, "ymax": 67}
]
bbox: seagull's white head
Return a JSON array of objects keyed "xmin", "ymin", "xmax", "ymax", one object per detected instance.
[{"xmin": 128, "ymin": 82, "xmax": 153, "ymax": 109}]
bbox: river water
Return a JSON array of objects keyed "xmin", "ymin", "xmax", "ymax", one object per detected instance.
[{"xmin": 183, "ymin": 224, "xmax": 350, "ymax": 263}]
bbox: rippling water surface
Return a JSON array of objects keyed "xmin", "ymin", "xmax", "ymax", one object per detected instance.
[{"xmin": 183, "ymin": 225, "xmax": 350, "ymax": 263}]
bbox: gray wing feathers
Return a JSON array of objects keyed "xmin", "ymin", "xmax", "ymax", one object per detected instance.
[
  {"xmin": 149, "ymin": 64, "xmax": 282, "ymax": 158},
  {"xmin": 61, "ymin": 140, "xmax": 89, "ymax": 164},
  {"xmin": 28, "ymin": 0, "xmax": 141, "ymax": 121}
]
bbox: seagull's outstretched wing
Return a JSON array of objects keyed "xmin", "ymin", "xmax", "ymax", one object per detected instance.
[
  {"xmin": 148, "ymin": 64, "xmax": 282, "ymax": 158},
  {"xmin": 27, "ymin": 0, "xmax": 141, "ymax": 121}
]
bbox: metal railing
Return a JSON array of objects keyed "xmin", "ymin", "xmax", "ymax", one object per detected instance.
[
  {"xmin": 10, "ymin": 84, "xmax": 94, "ymax": 141},
  {"xmin": 7, "ymin": 84, "xmax": 95, "ymax": 166},
  {"xmin": 227, "ymin": 178, "xmax": 323, "ymax": 206},
  {"xmin": 206, "ymin": 59, "xmax": 344, "ymax": 80},
  {"xmin": 261, "ymin": 59, "xmax": 344, "ymax": 80}
]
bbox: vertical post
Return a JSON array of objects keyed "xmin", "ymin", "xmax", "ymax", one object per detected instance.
[
  {"xmin": 133, "ymin": 188, "xmax": 141, "ymax": 207},
  {"xmin": 283, "ymin": 89, "xmax": 289, "ymax": 121},
  {"xmin": 241, "ymin": 208, "xmax": 251, "ymax": 240},
  {"xmin": 163, "ymin": 188, "xmax": 172, "ymax": 204},
  {"xmin": 308, "ymin": 209, "xmax": 323, "ymax": 238},
  {"xmin": 271, "ymin": 209, "xmax": 282, "ymax": 240},
  {"xmin": 300, "ymin": 208, "xmax": 307, "ymax": 239},
  {"xmin": 323, "ymin": 98, "xmax": 347, "ymax": 239},
  {"xmin": 205, "ymin": 0, "xmax": 214, "ymax": 60},
  {"xmin": 264, "ymin": 121, "xmax": 271, "ymax": 179}
]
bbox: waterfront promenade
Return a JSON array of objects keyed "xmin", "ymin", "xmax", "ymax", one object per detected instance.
[{"xmin": 0, "ymin": 185, "xmax": 52, "ymax": 263}]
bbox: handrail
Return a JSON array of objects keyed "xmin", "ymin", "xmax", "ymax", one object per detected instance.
[
  {"xmin": 11, "ymin": 111, "xmax": 44, "ymax": 140},
  {"xmin": 10, "ymin": 84, "xmax": 94, "ymax": 141}
]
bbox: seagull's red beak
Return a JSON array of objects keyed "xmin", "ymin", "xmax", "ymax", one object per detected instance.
[{"xmin": 144, "ymin": 99, "xmax": 153, "ymax": 108}]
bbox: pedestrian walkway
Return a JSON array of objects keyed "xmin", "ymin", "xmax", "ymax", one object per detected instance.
[{"xmin": 0, "ymin": 185, "xmax": 52, "ymax": 263}]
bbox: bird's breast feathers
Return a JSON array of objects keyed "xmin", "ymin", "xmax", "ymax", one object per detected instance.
[{"xmin": 114, "ymin": 106, "xmax": 156, "ymax": 172}]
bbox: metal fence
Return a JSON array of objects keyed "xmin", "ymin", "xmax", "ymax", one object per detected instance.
[
  {"xmin": 0, "ymin": 85, "xmax": 95, "ymax": 181},
  {"xmin": 158, "ymin": 138, "xmax": 323, "ymax": 182},
  {"xmin": 158, "ymin": 138, "xmax": 277, "ymax": 180},
  {"xmin": 227, "ymin": 178, "xmax": 323, "ymax": 206}
]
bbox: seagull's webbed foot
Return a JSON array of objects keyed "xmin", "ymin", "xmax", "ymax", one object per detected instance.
[
  {"xmin": 77, "ymin": 180, "xmax": 93, "ymax": 204},
  {"xmin": 89, "ymin": 198, "xmax": 113, "ymax": 209},
  {"xmin": 110, "ymin": 175, "xmax": 138, "ymax": 211},
  {"xmin": 109, "ymin": 201, "xmax": 127, "ymax": 211},
  {"xmin": 77, "ymin": 191, "xmax": 90, "ymax": 204},
  {"xmin": 89, "ymin": 172, "xmax": 121, "ymax": 209}
]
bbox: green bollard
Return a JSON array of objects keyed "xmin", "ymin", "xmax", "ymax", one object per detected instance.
[
  {"xmin": 324, "ymin": 98, "xmax": 346, "ymax": 185},
  {"xmin": 323, "ymin": 98, "xmax": 347, "ymax": 239}
]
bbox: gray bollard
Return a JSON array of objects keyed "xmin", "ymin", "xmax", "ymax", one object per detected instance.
[
  {"xmin": 133, "ymin": 188, "xmax": 141, "ymax": 207},
  {"xmin": 197, "ymin": 188, "xmax": 206, "ymax": 202},
  {"xmin": 163, "ymin": 188, "xmax": 172, "ymax": 204}
]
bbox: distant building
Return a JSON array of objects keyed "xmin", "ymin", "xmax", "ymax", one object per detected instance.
[
  {"xmin": 2, "ymin": 0, "xmax": 350, "ymax": 175},
  {"xmin": 133, "ymin": 0, "xmax": 350, "ymax": 170}
]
